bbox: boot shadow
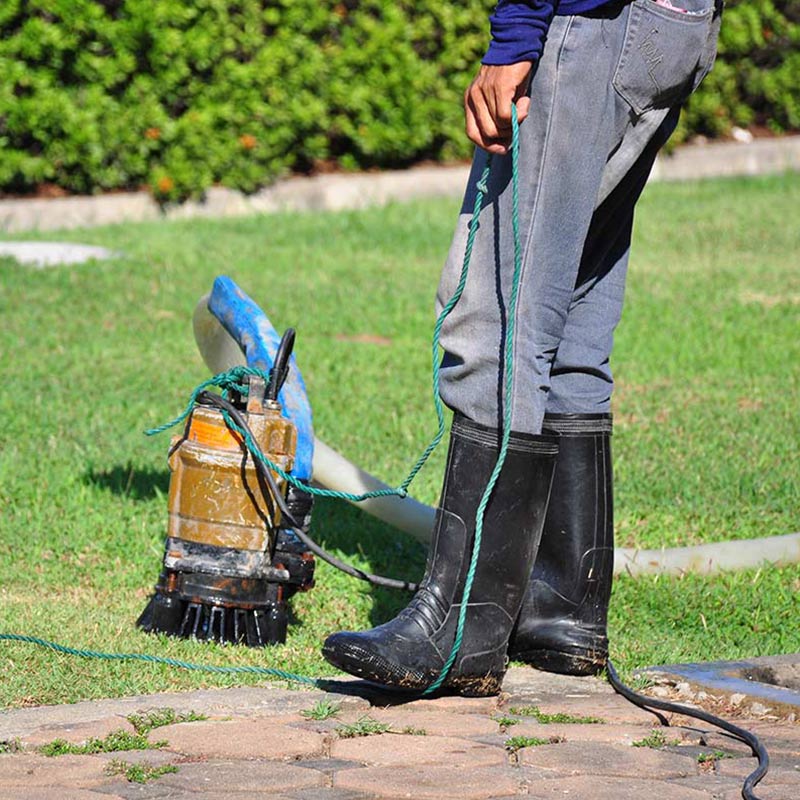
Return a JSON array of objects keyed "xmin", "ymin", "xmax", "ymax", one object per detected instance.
[{"xmin": 314, "ymin": 677, "xmax": 469, "ymax": 707}]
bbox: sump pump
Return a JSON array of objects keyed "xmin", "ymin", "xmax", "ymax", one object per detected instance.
[{"xmin": 137, "ymin": 330, "xmax": 315, "ymax": 646}]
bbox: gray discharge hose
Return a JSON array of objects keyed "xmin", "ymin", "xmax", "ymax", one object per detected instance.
[
  {"xmin": 613, "ymin": 532, "xmax": 800, "ymax": 577},
  {"xmin": 194, "ymin": 295, "xmax": 800, "ymax": 577},
  {"xmin": 312, "ymin": 442, "xmax": 800, "ymax": 577}
]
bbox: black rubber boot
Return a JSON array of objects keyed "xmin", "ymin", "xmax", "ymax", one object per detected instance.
[
  {"xmin": 322, "ymin": 414, "xmax": 558, "ymax": 696},
  {"xmin": 508, "ymin": 413, "xmax": 614, "ymax": 676}
]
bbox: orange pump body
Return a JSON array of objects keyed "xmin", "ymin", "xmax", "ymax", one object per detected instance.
[{"xmin": 167, "ymin": 397, "xmax": 297, "ymax": 554}]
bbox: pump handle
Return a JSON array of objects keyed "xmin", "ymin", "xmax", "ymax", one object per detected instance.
[{"xmin": 267, "ymin": 328, "xmax": 295, "ymax": 401}]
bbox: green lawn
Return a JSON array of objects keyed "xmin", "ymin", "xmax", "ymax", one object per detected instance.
[{"xmin": 1, "ymin": 172, "xmax": 798, "ymax": 707}]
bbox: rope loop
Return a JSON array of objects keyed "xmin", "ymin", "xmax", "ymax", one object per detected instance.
[{"xmin": 144, "ymin": 365, "xmax": 271, "ymax": 437}]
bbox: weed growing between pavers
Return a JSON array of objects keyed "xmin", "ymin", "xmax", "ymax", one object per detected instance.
[
  {"xmin": 631, "ymin": 729, "xmax": 682, "ymax": 748},
  {"xmin": 492, "ymin": 716, "xmax": 520, "ymax": 731},
  {"xmin": 504, "ymin": 735, "xmax": 561, "ymax": 753},
  {"xmin": 300, "ymin": 700, "xmax": 342, "ymax": 720},
  {"xmin": 333, "ymin": 715, "xmax": 427, "ymax": 738},
  {"xmin": 697, "ymin": 749, "xmax": 734, "ymax": 763},
  {"xmin": 105, "ymin": 759, "xmax": 179, "ymax": 783},
  {"xmin": 126, "ymin": 708, "xmax": 207, "ymax": 733},
  {"xmin": 508, "ymin": 706, "xmax": 605, "ymax": 724},
  {"xmin": 39, "ymin": 730, "xmax": 167, "ymax": 756},
  {"xmin": 626, "ymin": 674, "xmax": 657, "ymax": 692},
  {"xmin": 0, "ymin": 739, "xmax": 22, "ymax": 754},
  {"xmin": 335, "ymin": 716, "xmax": 391, "ymax": 738}
]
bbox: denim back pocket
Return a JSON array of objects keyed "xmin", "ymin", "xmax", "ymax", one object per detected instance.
[{"xmin": 612, "ymin": 0, "xmax": 716, "ymax": 115}]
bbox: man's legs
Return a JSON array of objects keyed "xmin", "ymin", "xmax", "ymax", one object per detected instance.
[
  {"xmin": 319, "ymin": 13, "xmax": 622, "ymax": 692},
  {"xmin": 323, "ymin": 8, "xmax": 635, "ymax": 693},
  {"xmin": 322, "ymin": 0, "xmax": 721, "ymax": 693},
  {"xmin": 438, "ymin": 0, "xmax": 719, "ymax": 675}
]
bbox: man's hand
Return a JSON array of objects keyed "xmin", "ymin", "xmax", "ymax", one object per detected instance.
[{"xmin": 465, "ymin": 62, "xmax": 533, "ymax": 155}]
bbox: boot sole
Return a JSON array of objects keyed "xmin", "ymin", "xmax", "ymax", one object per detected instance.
[
  {"xmin": 512, "ymin": 647, "xmax": 607, "ymax": 677},
  {"xmin": 322, "ymin": 641, "xmax": 502, "ymax": 697}
]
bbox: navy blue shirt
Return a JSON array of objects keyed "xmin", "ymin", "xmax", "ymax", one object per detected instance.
[{"xmin": 483, "ymin": 0, "xmax": 613, "ymax": 65}]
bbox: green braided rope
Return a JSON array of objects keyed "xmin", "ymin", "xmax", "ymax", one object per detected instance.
[
  {"xmin": 425, "ymin": 106, "xmax": 522, "ymax": 694},
  {"xmin": 0, "ymin": 634, "xmax": 319, "ymax": 686},
  {"xmin": 217, "ymin": 409, "xmax": 405, "ymax": 502},
  {"xmin": 147, "ymin": 366, "xmax": 405, "ymax": 502},
  {"xmin": 146, "ymin": 150, "xmax": 493, "ymax": 507},
  {"xmin": 398, "ymin": 161, "xmax": 493, "ymax": 494},
  {"xmin": 157, "ymin": 159, "xmax": 493, "ymax": 507}
]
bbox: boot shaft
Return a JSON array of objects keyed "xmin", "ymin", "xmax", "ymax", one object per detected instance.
[
  {"xmin": 508, "ymin": 413, "xmax": 614, "ymax": 674},
  {"xmin": 538, "ymin": 413, "xmax": 614, "ymax": 618},
  {"xmin": 422, "ymin": 414, "xmax": 560, "ymax": 617}
]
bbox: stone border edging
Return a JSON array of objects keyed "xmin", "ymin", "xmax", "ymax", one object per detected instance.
[{"xmin": 1, "ymin": 136, "xmax": 798, "ymax": 234}]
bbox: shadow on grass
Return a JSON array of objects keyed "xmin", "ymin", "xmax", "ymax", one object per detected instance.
[
  {"xmin": 309, "ymin": 497, "xmax": 427, "ymax": 627},
  {"xmin": 84, "ymin": 464, "xmax": 428, "ymax": 628},
  {"xmin": 84, "ymin": 463, "xmax": 170, "ymax": 501}
]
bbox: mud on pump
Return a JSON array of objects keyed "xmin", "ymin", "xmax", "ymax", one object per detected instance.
[{"xmin": 137, "ymin": 329, "xmax": 316, "ymax": 647}]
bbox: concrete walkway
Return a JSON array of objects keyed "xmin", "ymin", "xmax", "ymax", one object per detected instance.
[
  {"xmin": 1, "ymin": 136, "xmax": 799, "ymax": 234},
  {"xmin": 1, "ymin": 667, "xmax": 797, "ymax": 800}
]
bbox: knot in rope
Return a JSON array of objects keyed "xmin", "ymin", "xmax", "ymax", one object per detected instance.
[{"xmin": 144, "ymin": 365, "xmax": 271, "ymax": 437}]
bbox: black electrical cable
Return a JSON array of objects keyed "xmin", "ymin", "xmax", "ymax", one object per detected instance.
[
  {"xmin": 266, "ymin": 328, "xmax": 296, "ymax": 401},
  {"xmin": 606, "ymin": 662, "xmax": 769, "ymax": 800},
  {"xmin": 194, "ymin": 390, "xmax": 418, "ymax": 593},
  {"xmin": 194, "ymin": 387, "xmax": 770, "ymax": 798}
]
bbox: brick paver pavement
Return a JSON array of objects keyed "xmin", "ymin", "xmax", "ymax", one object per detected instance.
[{"xmin": 0, "ymin": 667, "xmax": 796, "ymax": 800}]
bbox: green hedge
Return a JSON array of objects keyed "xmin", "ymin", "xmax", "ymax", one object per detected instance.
[
  {"xmin": 677, "ymin": 0, "xmax": 800, "ymax": 143},
  {"xmin": 0, "ymin": 0, "xmax": 797, "ymax": 200}
]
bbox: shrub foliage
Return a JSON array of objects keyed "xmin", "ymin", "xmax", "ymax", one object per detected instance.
[
  {"xmin": 0, "ymin": 0, "xmax": 796, "ymax": 199},
  {"xmin": 677, "ymin": 0, "xmax": 800, "ymax": 142}
]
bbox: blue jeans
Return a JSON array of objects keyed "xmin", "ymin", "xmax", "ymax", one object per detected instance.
[{"xmin": 437, "ymin": 0, "xmax": 721, "ymax": 433}]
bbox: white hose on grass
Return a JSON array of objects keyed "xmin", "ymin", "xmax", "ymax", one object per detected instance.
[{"xmin": 613, "ymin": 533, "xmax": 800, "ymax": 577}]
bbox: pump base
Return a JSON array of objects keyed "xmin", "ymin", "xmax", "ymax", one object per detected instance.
[{"xmin": 137, "ymin": 583, "xmax": 289, "ymax": 647}]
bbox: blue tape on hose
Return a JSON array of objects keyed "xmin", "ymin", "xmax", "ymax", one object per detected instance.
[{"xmin": 207, "ymin": 275, "xmax": 314, "ymax": 481}]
